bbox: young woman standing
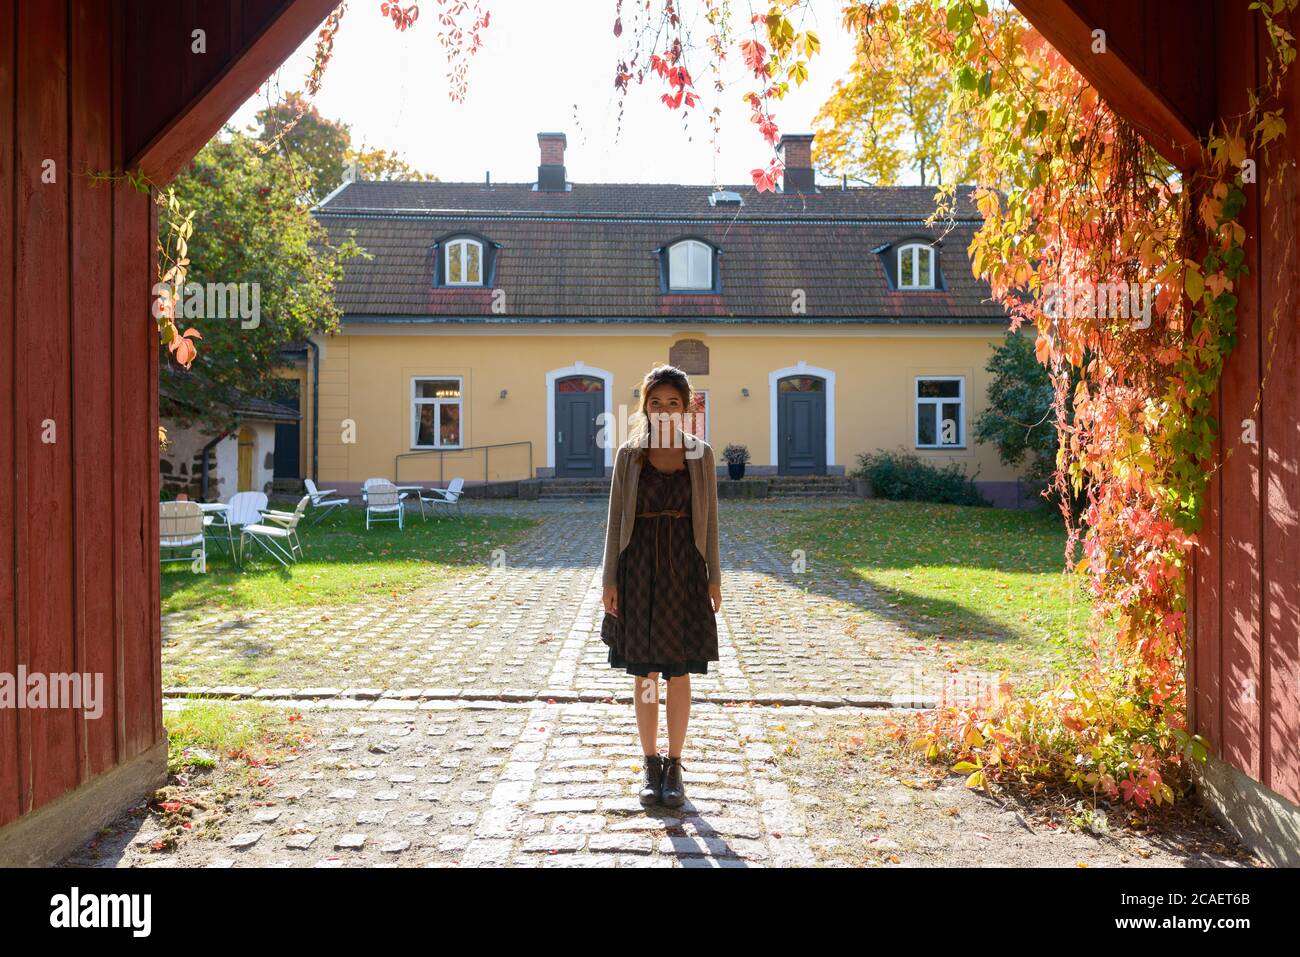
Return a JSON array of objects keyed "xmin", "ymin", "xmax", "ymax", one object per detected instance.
[{"xmin": 600, "ymin": 364, "xmax": 722, "ymax": 808}]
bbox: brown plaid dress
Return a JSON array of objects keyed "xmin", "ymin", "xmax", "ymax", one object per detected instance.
[{"xmin": 601, "ymin": 459, "xmax": 719, "ymax": 677}]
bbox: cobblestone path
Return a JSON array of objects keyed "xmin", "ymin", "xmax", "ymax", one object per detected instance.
[{"xmin": 69, "ymin": 498, "xmax": 1003, "ymax": 868}]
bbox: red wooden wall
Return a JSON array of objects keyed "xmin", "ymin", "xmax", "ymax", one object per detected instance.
[
  {"xmin": 0, "ymin": 0, "xmax": 160, "ymax": 831},
  {"xmin": 1191, "ymin": 6, "xmax": 1300, "ymax": 807},
  {"xmin": 1016, "ymin": 0, "xmax": 1300, "ymax": 808},
  {"xmin": 0, "ymin": 0, "xmax": 335, "ymax": 839}
]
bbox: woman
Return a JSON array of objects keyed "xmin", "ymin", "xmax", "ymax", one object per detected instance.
[{"xmin": 600, "ymin": 364, "xmax": 722, "ymax": 809}]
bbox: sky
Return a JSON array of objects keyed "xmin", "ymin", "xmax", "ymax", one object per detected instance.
[{"xmin": 225, "ymin": 0, "xmax": 867, "ymax": 187}]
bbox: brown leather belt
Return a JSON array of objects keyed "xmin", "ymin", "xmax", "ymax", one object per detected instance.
[{"xmin": 636, "ymin": 509, "xmax": 689, "ymax": 579}]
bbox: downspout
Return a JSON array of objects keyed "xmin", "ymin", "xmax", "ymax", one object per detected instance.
[
  {"xmin": 303, "ymin": 338, "xmax": 320, "ymax": 482},
  {"xmin": 199, "ymin": 430, "xmax": 229, "ymax": 501}
]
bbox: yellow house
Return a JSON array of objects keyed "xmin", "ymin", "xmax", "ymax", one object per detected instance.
[{"xmin": 303, "ymin": 132, "xmax": 1029, "ymax": 504}]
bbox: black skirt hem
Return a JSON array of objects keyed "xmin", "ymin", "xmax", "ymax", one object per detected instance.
[{"xmin": 607, "ymin": 645, "xmax": 710, "ymax": 678}]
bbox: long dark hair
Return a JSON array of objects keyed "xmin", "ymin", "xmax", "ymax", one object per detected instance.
[{"xmin": 629, "ymin": 364, "xmax": 693, "ymax": 462}]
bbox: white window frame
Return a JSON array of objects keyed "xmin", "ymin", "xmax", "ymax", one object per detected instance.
[
  {"xmin": 915, "ymin": 376, "xmax": 965, "ymax": 449},
  {"xmin": 667, "ymin": 239, "xmax": 713, "ymax": 291},
  {"xmin": 897, "ymin": 242, "xmax": 936, "ymax": 290},
  {"xmin": 444, "ymin": 238, "xmax": 484, "ymax": 286},
  {"xmin": 411, "ymin": 376, "xmax": 465, "ymax": 450}
]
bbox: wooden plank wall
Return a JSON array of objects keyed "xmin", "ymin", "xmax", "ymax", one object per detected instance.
[
  {"xmin": 1070, "ymin": 0, "xmax": 1218, "ymax": 145},
  {"xmin": 0, "ymin": 0, "xmax": 161, "ymax": 831},
  {"xmin": 1191, "ymin": 6, "xmax": 1300, "ymax": 806},
  {"xmin": 1, "ymin": 0, "xmax": 334, "ymax": 838}
]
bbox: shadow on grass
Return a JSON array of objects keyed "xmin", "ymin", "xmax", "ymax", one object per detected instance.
[{"xmin": 748, "ymin": 497, "xmax": 1093, "ymax": 675}]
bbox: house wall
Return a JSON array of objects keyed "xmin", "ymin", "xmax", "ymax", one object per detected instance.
[
  {"xmin": 0, "ymin": 0, "xmax": 166, "ymax": 849},
  {"xmin": 159, "ymin": 420, "xmax": 280, "ymax": 501},
  {"xmin": 313, "ymin": 323, "xmax": 1029, "ymax": 497},
  {"xmin": 249, "ymin": 422, "xmax": 278, "ymax": 494},
  {"xmin": 1187, "ymin": 5, "xmax": 1300, "ymax": 811},
  {"xmin": 159, "ymin": 418, "xmax": 223, "ymax": 500}
]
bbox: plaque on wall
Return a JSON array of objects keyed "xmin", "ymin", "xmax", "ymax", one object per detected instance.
[{"xmin": 669, "ymin": 338, "xmax": 709, "ymax": 375}]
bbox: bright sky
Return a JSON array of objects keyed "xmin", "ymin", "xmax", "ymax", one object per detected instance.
[{"xmin": 226, "ymin": 0, "xmax": 867, "ymax": 187}]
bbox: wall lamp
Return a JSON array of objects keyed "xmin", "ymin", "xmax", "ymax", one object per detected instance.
[
  {"xmin": 499, "ymin": 389, "xmax": 508, "ymax": 399},
  {"xmin": 741, "ymin": 387, "xmax": 750, "ymax": 397}
]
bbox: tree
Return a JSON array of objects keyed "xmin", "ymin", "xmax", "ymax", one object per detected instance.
[
  {"xmin": 256, "ymin": 93, "xmax": 436, "ymax": 204},
  {"xmin": 975, "ymin": 331, "xmax": 1058, "ymax": 483},
  {"xmin": 811, "ymin": 0, "xmax": 986, "ymax": 186},
  {"xmin": 161, "ymin": 129, "xmax": 366, "ymax": 429}
]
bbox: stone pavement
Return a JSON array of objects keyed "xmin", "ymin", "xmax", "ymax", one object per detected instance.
[
  {"xmin": 74, "ymin": 498, "xmax": 994, "ymax": 868},
  {"xmin": 75, "ymin": 697, "xmax": 828, "ymax": 868},
  {"xmin": 162, "ymin": 498, "xmax": 962, "ymax": 706}
]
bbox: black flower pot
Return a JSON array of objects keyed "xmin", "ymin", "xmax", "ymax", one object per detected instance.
[{"xmin": 728, "ymin": 462, "xmax": 746, "ymax": 480}]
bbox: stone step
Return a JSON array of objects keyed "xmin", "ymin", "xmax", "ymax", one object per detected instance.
[{"xmin": 538, "ymin": 478, "xmax": 612, "ymax": 498}]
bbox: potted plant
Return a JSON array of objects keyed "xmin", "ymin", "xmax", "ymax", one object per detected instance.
[{"xmin": 722, "ymin": 443, "xmax": 751, "ymax": 480}]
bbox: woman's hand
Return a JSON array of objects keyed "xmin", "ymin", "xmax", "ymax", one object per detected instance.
[
  {"xmin": 602, "ymin": 585, "xmax": 619, "ymax": 617},
  {"xmin": 708, "ymin": 583, "xmax": 722, "ymax": 613}
]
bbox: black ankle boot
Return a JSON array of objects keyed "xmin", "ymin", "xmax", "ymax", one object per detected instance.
[
  {"xmin": 639, "ymin": 754, "xmax": 665, "ymax": 806},
  {"xmin": 661, "ymin": 755, "xmax": 685, "ymax": 808}
]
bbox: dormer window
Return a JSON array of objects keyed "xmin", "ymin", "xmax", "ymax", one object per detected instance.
[
  {"xmin": 897, "ymin": 242, "xmax": 936, "ymax": 290},
  {"xmin": 433, "ymin": 233, "xmax": 500, "ymax": 288},
  {"xmin": 445, "ymin": 238, "xmax": 484, "ymax": 286},
  {"xmin": 667, "ymin": 239, "xmax": 714, "ymax": 291}
]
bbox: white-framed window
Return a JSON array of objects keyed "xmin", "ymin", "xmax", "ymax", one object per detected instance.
[
  {"xmin": 412, "ymin": 377, "xmax": 463, "ymax": 449},
  {"xmin": 915, "ymin": 376, "xmax": 964, "ymax": 448},
  {"xmin": 897, "ymin": 242, "xmax": 936, "ymax": 290},
  {"xmin": 444, "ymin": 238, "xmax": 484, "ymax": 286},
  {"xmin": 668, "ymin": 239, "xmax": 713, "ymax": 290}
]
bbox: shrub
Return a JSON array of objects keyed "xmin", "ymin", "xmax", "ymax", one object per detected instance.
[
  {"xmin": 721, "ymin": 443, "xmax": 751, "ymax": 465},
  {"xmin": 853, "ymin": 448, "xmax": 989, "ymax": 506}
]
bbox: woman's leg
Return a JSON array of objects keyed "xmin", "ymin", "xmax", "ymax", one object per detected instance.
[
  {"xmin": 664, "ymin": 673, "xmax": 690, "ymax": 758},
  {"xmin": 633, "ymin": 672, "xmax": 660, "ymax": 755}
]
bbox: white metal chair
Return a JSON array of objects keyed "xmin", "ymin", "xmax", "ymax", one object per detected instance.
[
  {"xmin": 361, "ymin": 477, "xmax": 408, "ymax": 503},
  {"xmin": 240, "ymin": 494, "xmax": 310, "ymax": 567},
  {"xmin": 210, "ymin": 491, "xmax": 268, "ymax": 566},
  {"xmin": 419, "ymin": 477, "xmax": 465, "ymax": 519},
  {"xmin": 161, "ymin": 501, "xmax": 206, "ymax": 572},
  {"xmin": 304, "ymin": 479, "xmax": 348, "ymax": 525},
  {"xmin": 365, "ymin": 480, "xmax": 404, "ymax": 530}
]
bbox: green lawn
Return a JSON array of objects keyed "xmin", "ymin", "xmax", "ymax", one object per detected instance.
[
  {"xmin": 161, "ymin": 506, "xmax": 537, "ymax": 614},
  {"xmin": 782, "ymin": 499, "xmax": 1094, "ymax": 677}
]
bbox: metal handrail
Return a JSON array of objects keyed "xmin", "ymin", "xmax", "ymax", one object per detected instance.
[{"xmin": 395, "ymin": 441, "xmax": 533, "ymax": 487}]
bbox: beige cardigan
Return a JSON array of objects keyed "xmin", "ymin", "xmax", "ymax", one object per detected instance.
[{"xmin": 601, "ymin": 429, "xmax": 721, "ymax": 588}]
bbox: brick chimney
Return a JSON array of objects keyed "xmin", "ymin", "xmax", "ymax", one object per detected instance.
[
  {"xmin": 778, "ymin": 134, "xmax": 815, "ymax": 192},
  {"xmin": 536, "ymin": 132, "xmax": 567, "ymax": 191}
]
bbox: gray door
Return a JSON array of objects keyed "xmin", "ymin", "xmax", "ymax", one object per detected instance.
[
  {"xmin": 777, "ymin": 375, "xmax": 826, "ymax": 475},
  {"xmin": 555, "ymin": 376, "xmax": 605, "ymax": 477}
]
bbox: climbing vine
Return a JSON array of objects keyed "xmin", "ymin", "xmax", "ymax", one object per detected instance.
[
  {"xmin": 85, "ymin": 167, "xmax": 202, "ymax": 369},
  {"xmin": 824, "ymin": 0, "xmax": 1298, "ymax": 807}
]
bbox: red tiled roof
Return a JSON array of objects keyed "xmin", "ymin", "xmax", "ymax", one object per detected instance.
[{"xmin": 315, "ymin": 181, "xmax": 1007, "ymax": 322}]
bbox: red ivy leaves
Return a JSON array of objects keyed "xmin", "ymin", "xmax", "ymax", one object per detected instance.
[
  {"xmin": 380, "ymin": 1, "xmax": 420, "ymax": 31},
  {"xmin": 650, "ymin": 44, "xmax": 698, "ymax": 111},
  {"xmin": 739, "ymin": 38, "xmax": 768, "ymax": 77},
  {"xmin": 751, "ymin": 159, "xmax": 782, "ymax": 193}
]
